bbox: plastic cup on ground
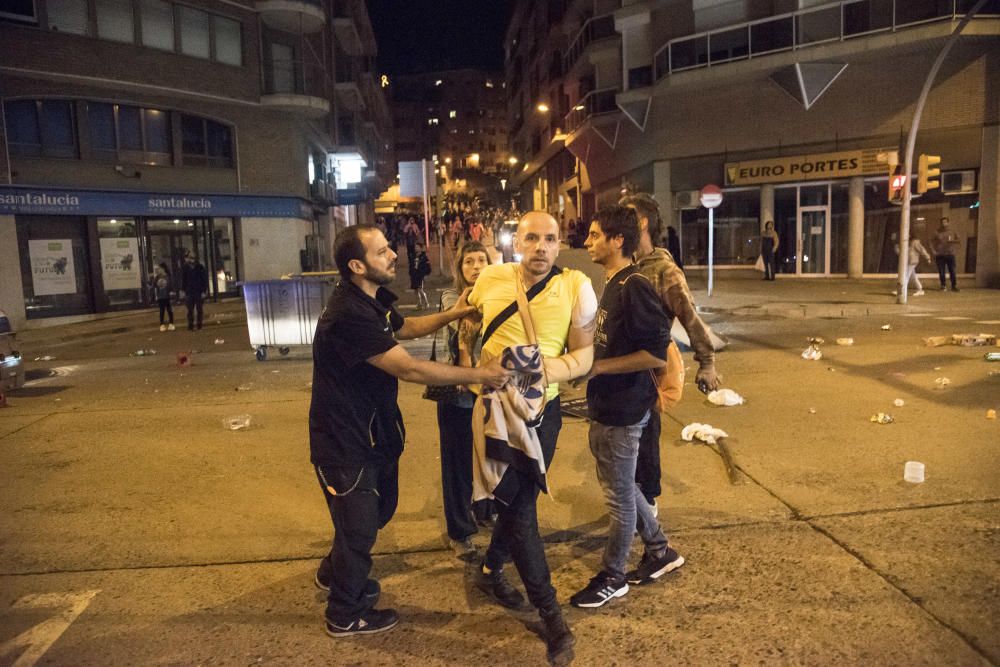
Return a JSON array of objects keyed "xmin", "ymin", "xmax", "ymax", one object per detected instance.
[{"xmin": 904, "ymin": 461, "xmax": 925, "ymax": 484}]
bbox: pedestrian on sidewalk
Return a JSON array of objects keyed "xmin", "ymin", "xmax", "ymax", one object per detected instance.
[
  {"xmin": 310, "ymin": 224, "xmax": 509, "ymax": 638},
  {"xmin": 436, "ymin": 241, "xmax": 497, "ymax": 562},
  {"xmin": 932, "ymin": 217, "xmax": 960, "ymax": 291},
  {"xmin": 150, "ymin": 263, "xmax": 175, "ymax": 332},
  {"xmin": 760, "ymin": 220, "xmax": 779, "ymax": 281},
  {"xmin": 892, "ymin": 231, "xmax": 932, "ymax": 296},
  {"xmin": 573, "ymin": 205, "xmax": 684, "ymax": 609},
  {"xmin": 409, "ymin": 243, "xmax": 432, "ymax": 309},
  {"xmin": 180, "ymin": 253, "xmax": 208, "ymax": 331},
  {"xmin": 467, "ymin": 211, "xmax": 598, "ymax": 666},
  {"xmin": 620, "ymin": 192, "xmax": 721, "ymax": 513},
  {"xmin": 403, "ymin": 216, "xmax": 420, "ymax": 268}
]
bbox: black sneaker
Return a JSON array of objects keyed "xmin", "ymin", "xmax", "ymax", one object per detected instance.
[
  {"xmin": 475, "ymin": 565, "xmax": 526, "ymax": 609},
  {"xmin": 325, "ymin": 608, "xmax": 398, "ymax": 637},
  {"xmin": 626, "ymin": 548, "xmax": 685, "ymax": 585},
  {"xmin": 449, "ymin": 536, "xmax": 479, "ymax": 562},
  {"xmin": 569, "ymin": 571, "xmax": 628, "ymax": 609}
]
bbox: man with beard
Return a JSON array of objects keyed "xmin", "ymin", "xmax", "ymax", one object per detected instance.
[{"xmin": 310, "ymin": 224, "xmax": 509, "ymax": 637}]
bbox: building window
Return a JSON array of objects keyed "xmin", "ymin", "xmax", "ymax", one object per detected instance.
[
  {"xmin": 47, "ymin": 0, "xmax": 88, "ymax": 34},
  {"xmin": 427, "ymin": 117, "xmax": 439, "ymax": 125},
  {"xmin": 86, "ymin": 102, "xmax": 171, "ymax": 165},
  {"xmin": 139, "ymin": 0, "xmax": 174, "ymax": 51},
  {"xmin": 0, "ymin": 0, "xmax": 37, "ymax": 22},
  {"xmin": 181, "ymin": 114, "xmax": 234, "ymax": 167},
  {"xmin": 96, "ymin": 0, "xmax": 135, "ymax": 43},
  {"xmin": 179, "ymin": 5, "xmax": 210, "ymax": 58},
  {"xmin": 213, "ymin": 14, "xmax": 242, "ymax": 65},
  {"xmin": 3, "ymin": 99, "xmax": 77, "ymax": 158},
  {"xmin": 448, "ymin": 110, "xmax": 457, "ymax": 118}
]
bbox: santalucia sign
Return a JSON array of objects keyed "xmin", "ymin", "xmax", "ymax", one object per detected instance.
[{"xmin": 725, "ymin": 148, "xmax": 889, "ymax": 186}]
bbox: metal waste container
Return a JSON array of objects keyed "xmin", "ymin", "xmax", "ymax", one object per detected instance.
[
  {"xmin": 0, "ymin": 309, "xmax": 26, "ymax": 391},
  {"xmin": 241, "ymin": 274, "xmax": 337, "ymax": 361}
]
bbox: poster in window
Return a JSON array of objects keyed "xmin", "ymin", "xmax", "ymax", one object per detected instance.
[
  {"xmin": 100, "ymin": 238, "xmax": 141, "ymax": 290},
  {"xmin": 28, "ymin": 239, "xmax": 77, "ymax": 296}
]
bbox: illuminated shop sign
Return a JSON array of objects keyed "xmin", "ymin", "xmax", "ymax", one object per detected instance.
[{"xmin": 725, "ymin": 148, "xmax": 891, "ymax": 186}]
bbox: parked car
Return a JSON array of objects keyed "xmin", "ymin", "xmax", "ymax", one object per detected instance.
[{"xmin": 0, "ymin": 309, "xmax": 25, "ymax": 392}]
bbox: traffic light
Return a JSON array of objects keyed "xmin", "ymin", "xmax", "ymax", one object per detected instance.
[
  {"xmin": 889, "ymin": 165, "xmax": 906, "ymax": 204},
  {"xmin": 918, "ymin": 154, "xmax": 941, "ymax": 193}
]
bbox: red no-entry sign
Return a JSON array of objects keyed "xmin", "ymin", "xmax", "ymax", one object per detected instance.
[{"xmin": 700, "ymin": 184, "xmax": 723, "ymax": 208}]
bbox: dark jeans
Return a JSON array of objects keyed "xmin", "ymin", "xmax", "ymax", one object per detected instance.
[
  {"xmin": 636, "ymin": 409, "xmax": 662, "ymax": 504},
  {"xmin": 185, "ymin": 295, "xmax": 204, "ymax": 329},
  {"xmin": 438, "ymin": 401, "xmax": 477, "ymax": 541},
  {"xmin": 936, "ymin": 254, "xmax": 957, "ymax": 288},
  {"xmin": 316, "ymin": 462, "xmax": 399, "ymax": 623},
  {"xmin": 483, "ymin": 397, "xmax": 562, "ymax": 612},
  {"xmin": 763, "ymin": 250, "xmax": 776, "ymax": 280},
  {"xmin": 157, "ymin": 298, "xmax": 174, "ymax": 325}
]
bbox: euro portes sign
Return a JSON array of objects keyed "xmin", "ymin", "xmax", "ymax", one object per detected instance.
[{"xmin": 700, "ymin": 184, "xmax": 723, "ymax": 208}]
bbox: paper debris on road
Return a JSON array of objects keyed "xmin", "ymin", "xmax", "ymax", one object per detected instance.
[
  {"xmin": 707, "ymin": 389, "xmax": 745, "ymax": 406},
  {"xmin": 934, "ymin": 377, "xmax": 951, "ymax": 389},
  {"xmin": 870, "ymin": 413, "xmax": 894, "ymax": 424},
  {"xmin": 681, "ymin": 422, "xmax": 729, "ymax": 445},
  {"xmin": 836, "ymin": 338, "xmax": 855, "ymax": 346},
  {"xmin": 801, "ymin": 345, "xmax": 823, "ymax": 360},
  {"xmin": 925, "ymin": 333, "xmax": 997, "ymax": 347},
  {"xmin": 881, "ymin": 324, "xmax": 892, "ymax": 331},
  {"xmin": 223, "ymin": 415, "xmax": 252, "ymax": 430},
  {"xmin": 893, "ymin": 398, "xmax": 905, "ymax": 407}
]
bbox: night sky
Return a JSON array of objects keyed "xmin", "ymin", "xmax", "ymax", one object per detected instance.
[{"xmin": 367, "ymin": 0, "xmax": 511, "ymax": 75}]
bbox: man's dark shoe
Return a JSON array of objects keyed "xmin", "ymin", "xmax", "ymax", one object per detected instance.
[
  {"xmin": 475, "ymin": 564, "xmax": 526, "ymax": 609},
  {"xmin": 325, "ymin": 608, "xmax": 398, "ymax": 637},
  {"xmin": 626, "ymin": 547, "xmax": 685, "ymax": 585},
  {"xmin": 569, "ymin": 571, "xmax": 628, "ymax": 609},
  {"xmin": 952, "ymin": 285, "xmax": 960, "ymax": 291},
  {"xmin": 541, "ymin": 607, "xmax": 576, "ymax": 666}
]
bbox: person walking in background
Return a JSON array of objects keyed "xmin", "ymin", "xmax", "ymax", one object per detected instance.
[
  {"xmin": 437, "ymin": 241, "xmax": 498, "ymax": 561},
  {"xmin": 151, "ymin": 263, "xmax": 175, "ymax": 332},
  {"xmin": 760, "ymin": 220, "xmax": 779, "ymax": 281},
  {"xmin": 180, "ymin": 253, "xmax": 208, "ymax": 331},
  {"xmin": 893, "ymin": 230, "xmax": 932, "ymax": 296},
  {"xmin": 666, "ymin": 226, "xmax": 683, "ymax": 271},
  {"xmin": 409, "ymin": 242, "xmax": 432, "ymax": 310},
  {"xmin": 403, "ymin": 217, "xmax": 420, "ymax": 268},
  {"xmin": 932, "ymin": 217, "xmax": 960, "ymax": 291}
]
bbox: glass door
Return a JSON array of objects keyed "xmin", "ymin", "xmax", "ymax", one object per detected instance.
[{"xmin": 798, "ymin": 207, "xmax": 829, "ymax": 274}]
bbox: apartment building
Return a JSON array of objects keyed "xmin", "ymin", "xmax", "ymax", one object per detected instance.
[
  {"xmin": 506, "ymin": 0, "xmax": 1000, "ymax": 285},
  {"xmin": 0, "ymin": 0, "xmax": 393, "ymax": 327}
]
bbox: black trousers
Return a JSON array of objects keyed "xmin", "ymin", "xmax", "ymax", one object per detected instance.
[
  {"xmin": 437, "ymin": 402, "xmax": 478, "ymax": 541},
  {"xmin": 763, "ymin": 250, "xmax": 776, "ymax": 280},
  {"xmin": 635, "ymin": 409, "xmax": 662, "ymax": 504},
  {"xmin": 185, "ymin": 295, "xmax": 204, "ymax": 329},
  {"xmin": 936, "ymin": 255, "xmax": 957, "ymax": 288},
  {"xmin": 316, "ymin": 462, "xmax": 399, "ymax": 623},
  {"xmin": 483, "ymin": 397, "xmax": 561, "ymax": 612},
  {"xmin": 157, "ymin": 298, "xmax": 173, "ymax": 325}
]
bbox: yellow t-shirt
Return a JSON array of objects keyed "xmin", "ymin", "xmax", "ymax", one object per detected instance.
[{"xmin": 469, "ymin": 263, "xmax": 592, "ymax": 400}]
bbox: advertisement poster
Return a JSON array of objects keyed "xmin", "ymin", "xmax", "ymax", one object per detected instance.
[
  {"xmin": 28, "ymin": 239, "xmax": 76, "ymax": 296},
  {"xmin": 100, "ymin": 238, "xmax": 141, "ymax": 290}
]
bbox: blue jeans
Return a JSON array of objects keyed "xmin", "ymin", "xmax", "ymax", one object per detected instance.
[{"xmin": 589, "ymin": 411, "xmax": 668, "ymax": 579}]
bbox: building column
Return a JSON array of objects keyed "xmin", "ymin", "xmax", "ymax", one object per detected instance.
[
  {"xmin": 848, "ymin": 176, "xmax": 865, "ymax": 279},
  {"xmin": 652, "ymin": 160, "xmax": 672, "ymax": 242},
  {"xmin": 977, "ymin": 124, "xmax": 1000, "ymax": 287},
  {"xmin": 760, "ymin": 184, "xmax": 775, "ymax": 230},
  {"xmin": 0, "ymin": 215, "xmax": 26, "ymax": 329}
]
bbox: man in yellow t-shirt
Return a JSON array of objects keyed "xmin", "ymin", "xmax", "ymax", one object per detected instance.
[{"xmin": 465, "ymin": 211, "xmax": 597, "ymax": 666}]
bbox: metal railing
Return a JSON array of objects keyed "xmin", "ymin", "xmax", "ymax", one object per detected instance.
[
  {"xmin": 563, "ymin": 13, "xmax": 617, "ymax": 74},
  {"xmin": 264, "ymin": 59, "xmax": 326, "ymax": 98},
  {"xmin": 653, "ymin": 0, "xmax": 1000, "ymax": 81},
  {"xmin": 564, "ymin": 87, "xmax": 619, "ymax": 134}
]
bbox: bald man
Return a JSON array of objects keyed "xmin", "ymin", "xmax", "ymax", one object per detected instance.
[{"xmin": 464, "ymin": 211, "xmax": 597, "ymax": 665}]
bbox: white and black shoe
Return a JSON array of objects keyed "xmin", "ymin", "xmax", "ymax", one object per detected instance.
[
  {"xmin": 325, "ymin": 608, "xmax": 398, "ymax": 637},
  {"xmin": 626, "ymin": 548, "xmax": 685, "ymax": 585},
  {"xmin": 569, "ymin": 571, "xmax": 629, "ymax": 609}
]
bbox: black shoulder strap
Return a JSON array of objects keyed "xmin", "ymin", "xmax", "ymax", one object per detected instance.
[{"xmin": 481, "ymin": 265, "xmax": 561, "ymax": 346}]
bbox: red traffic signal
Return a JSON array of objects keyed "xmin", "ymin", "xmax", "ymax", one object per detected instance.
[{"xmin": 889, "ymin": 167, "xmax": 906, "ymax": 204}]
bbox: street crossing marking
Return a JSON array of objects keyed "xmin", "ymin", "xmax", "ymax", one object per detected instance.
[
  {"xmin": 902, "ymin": 313, "xmax": 932, "ymax": 317},
  {"xmin": 975, "ymin": 320, "xmax": 1000, "ymax": 325},
  {"xmin": 935, "ymin": 316, "xmax": 972, "ymax": 321},
  {"xmin": 0, "ymin": 590, "xmax": 100, "ymax": 667}
]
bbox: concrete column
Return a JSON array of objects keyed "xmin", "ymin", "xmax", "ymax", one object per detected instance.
[
  {"xmin": 652, "ymin": 160, "xmax": 672, "ymax": 244},
  {"xmin": 976, "ymin": 124, "xmax": 1000, "ymax": 287},
  {"xmin": 0, "ymin": 215, "xmax": 26, "ymax": 329},
  {"xmin": 760, "ymin": 184, "xmax": 775, "ymax": 230},
  {"xmin": 848, "ymin": 176, "xmax": 865, "ymax": 279}
]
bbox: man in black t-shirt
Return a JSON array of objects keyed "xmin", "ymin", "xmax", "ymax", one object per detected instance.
[
  {"xmin": 571, "ymin": 206, "xmax": 685, "ymax": 610},
  {"xmin": 310, "ymin": 224, "xmax": 508, "ymax": 638}
]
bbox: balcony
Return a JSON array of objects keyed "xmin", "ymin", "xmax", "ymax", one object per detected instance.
[
  {"xmin": 563, "ymin": 13, "xmax": 618, "ymax": 77},
  {"xmin": 261, "ymin": 60, "xmax": 329, "ymax": 118},
  {"xmin": 654, "ymin": 0, "xmax": 1000, "ymax": 81},
  {"xmin": 334, "ymin": 58, "xmax": 364, "ymax": 111},
  {"xmin": 565, "ymin": 87, "xmax": 619, "ymax": 135},
  {"xmin": 333, "ymin": 8, "xmax": 364, "ymax": 55},
  {"xmin": 256, "ymin": 0, "xmax": 325, "ymax": 34}
]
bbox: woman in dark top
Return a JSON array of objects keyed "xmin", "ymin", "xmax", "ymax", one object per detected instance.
[{"xmin": 761, "ymin": 220, "xmax": 779, "ymax": 281}]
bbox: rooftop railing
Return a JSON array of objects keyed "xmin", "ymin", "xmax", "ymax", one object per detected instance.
[
  {"xmin": 563, "ymin": 13, "xmax": 617, "ymax": 75},
  {"xmin": 653, "ymin": 0, "xmax": 1000, "ymax": 81},
  {"xmin": 564, "ymin": 87, "xmax": 619, "ymax": 134}
]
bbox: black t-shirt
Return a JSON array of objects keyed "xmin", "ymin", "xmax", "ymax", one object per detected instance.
[
  {"xmin": 587, "ymin": 264, "xmax": 670, "ymax": 426},
  {"xmin": 309, "ymin": 281, "xmax": 406, "ymax": 468}
]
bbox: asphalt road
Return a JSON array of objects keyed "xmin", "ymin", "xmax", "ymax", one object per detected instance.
[{"xmin": 1, "ymin": 250, "xmax": 998, "ymax": 666}]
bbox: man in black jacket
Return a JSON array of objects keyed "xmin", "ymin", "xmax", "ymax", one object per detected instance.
[{"xmin": 180, "ymin": 253, "xmax": 209, "ymax": 331}]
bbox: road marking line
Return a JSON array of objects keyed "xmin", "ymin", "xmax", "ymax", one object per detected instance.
[
  {"xmin": 975, "ymin": 320, "xmax": 1000, "ymax": 325},
  {"xmin": 936, "ymin": 316, "xmax": 972, "ymax": 321},
  {"xmin": 0, "ymin": 590, "xmax": 100, "ymax": 667}
]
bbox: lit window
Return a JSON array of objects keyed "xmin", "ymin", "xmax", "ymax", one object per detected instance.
[
  {"xmin": 485, "ymin": 80, "xmax": 494, "ymax": 88},
  {"xmin": 449, "ymin": 110, "xmax": 457, "ymax": 118},
  {"xmin": 434, "ymin": 79, "xmax": 443, "ymax": 86},
  {"xmin": 427, "ymin": 118, "xmax": 439, "ymax": 126}
]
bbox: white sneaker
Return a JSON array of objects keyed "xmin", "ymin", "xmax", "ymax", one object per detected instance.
[
  {"xmin": 167, "ymin": 324, "xmax": 176, "ymax": 331},
  {"xmin": 913, "ymin": 290, "xmax": 925, "ymax": 296},
  {"xmin": 159, "ymin": 324, "xmax": 167, "ymax": 332}
]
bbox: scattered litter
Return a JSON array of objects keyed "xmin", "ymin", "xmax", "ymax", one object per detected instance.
[
  {"xmin": 836, "ymin": 338, "xmax": 855, "ymax": 346},
  {"xmin": 987, "ymin": 409, "xmax": 997, "ymax": 420},
  {"xmin": 707, "ymin": 389, "xmax": 745, "ymax": 406},
  {"xmin": 881, "ymin": 324, "xmax": 892, "ymax": 331},
  {"xmin": 904, "ymin": 461, "xmax": 925, "ymax": 484},
  {"xmin": 870, "ymin": 413, "xmax": 894, "ymax": 424},
  {"xmin": 827, "ymin": 367, "xmax": 836, "ymax": 372},
  {"xmin": 986, "ymin": 352, "xmax": 1000, "ymax": 362},
  {"xmin": 214, "ymin": 338, "xmax": 225, "ymax": 345},
  {"xmin": 680, "ymin": 422, "xmax": 729, "ymax": 445},
  {"xmin": 934, "ymin": 377, "xmax": 951, "ymax": 389},
  {"xmin": 33, "ymin": 355, "xmax": 55, "ymax": 361},
  {"xmin": 235, "ymin": 384, "xmax": 252, "ymax": 392},
  {"xmin": 893, "ymin": 398, "xmax": 905, "ymax": 407},
  {"xmin": 176, "ymin": 352, "xmax": 192, "ymax": 368},
  {"xmin": 925, "ymin": 333, "xmax": 997, "ymax": 347},
  {"xmin": 808, "ymin": 407, "xmax": 816, "ymax": 414},
  {"xmin": 807, "ymin": 337, "xmax": 825, "ymax": 345},
  {"xmin": 131, "ymin": 349, "xmax": 157, "ymax": 357},
  {"xmin": 223, "ymin": 414, "xmax": 252, "ymax": 431},
  {"xmin": 801, "ymin": 345, "xmax": 823, "ymax": 360}
]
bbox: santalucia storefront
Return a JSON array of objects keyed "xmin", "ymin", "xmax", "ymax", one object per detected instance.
[{"xmin": 0, "ymin": 186, "xmax": 315, "ymax": 324}]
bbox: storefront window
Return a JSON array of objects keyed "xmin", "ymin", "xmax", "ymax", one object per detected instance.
[
  {"xmin": 97, "ymin": 218, "xmax": 144, "ymax": 310},
  {"xmin": 830, "ymin": 184, "xmax": 849, "ymax": 274},
  {"xmin": 773, "ymin": 186, "xmax": 797, "ymax": 273},
  {"xmin": 679, "ymin": 188, "xmax": 759, "ymax": 265},
  {"xmin": 16, "ymin": 216, "xmax": 94, "ymax": 319},
  {"xmin": 212, "ymin": 218, "xmax": 238, "ymax": 293}
]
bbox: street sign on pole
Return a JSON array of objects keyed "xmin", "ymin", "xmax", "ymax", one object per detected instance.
[{"xmin": 700, "ymin": 185, "xmax": 723, "ymax": 297}]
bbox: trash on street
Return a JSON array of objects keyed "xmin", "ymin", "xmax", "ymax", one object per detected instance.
[
  {"xmin": 131, "ymin": 349, "xmax": 157, "ymax": 357},
  {"xmin": 223, "ymin": 415, "xmax": 252, "ymax": 430},
  {"xmin": 893, "ymin": 398, "xmax": 905, "ymax": 407},
  {"xmin": 801, "ymin": 345, "xmax": 822, "ymax": 360},
  {"xmin": 987, "ymin": 409, "xmax": 997, "ymax": 420},
  {"xmin": 707, "ymin": 388, "xmax": 745, "ymax": 406},
  {"xmin": 986, "ymin": 352, "xmax": 1000, "ymax": 362},
  {"xmin": 881, "ymin": 324, "xmax": 892, "ymax": 331},
  {"xmin": 836, "ymin": 338, "xmax": 855, "ymax": 346},
  {"xmin": 925, "ymin": 333, "xmax": 997, "ymax": 347},
  {"xmin": 681, "ymin": 422, "xmax": 729, "ymax": 445},
  {"xmin": 807, "ymin": 337, "xmax": 825, "ymax": 345},
  {"xmin": 870, "ymin": 413, "xmax": 894, "ymax": 424},
  {"xmin": 904, "ymin": 461, "xmax": 925, "ymax": 483},
  {"xmin": 934, "ymin": 377, "xmax": 951, "ymax": 389},
  {"xmin": 214, "ymin": 338, "xmax": 225, "ymax": 345},
  {"xmin": 235, "ymin": 384, "xmax": 252, "ymax": 392}
]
